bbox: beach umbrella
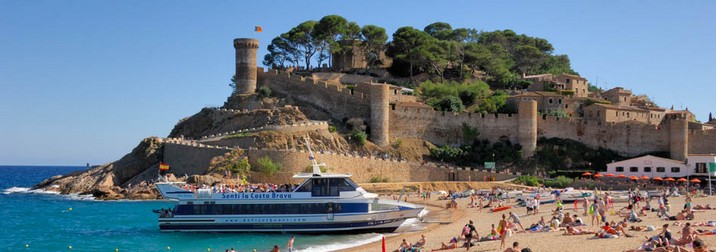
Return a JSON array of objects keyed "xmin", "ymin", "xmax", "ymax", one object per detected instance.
[
  {"xmin": 677, "ymin": 178, "xmax": 688, "ymax": 182},
  {"xmin": 653, "ymin": 177, "xmax": 663, "ymax": 181},
  {"xmin": 664, "ymin": 177, "xmax": 675, "ymax": 181},
  {"xmin": 617, "ymin": 174, "xmax": 627, "ymax": 178},
  {"xmin": 582, "ymin": 172, "xmax": 592, "ymax": 176},
  {"xmin": 605, "ymin": 173, "xmax": 615, "ymax": 177},
  {"xmin": 629, "ymin": 176, "xmax": 639, "ymax": 180},
  {"xmin": 593, "ymin": 173, "xmax": 604, "ymax": 178},
  {"xmin": 690, "ymin": 178, "xmax": 701, "ymax": 183},
  {"xmin": 641, "ymin": 175, "xmax": 650, "ymax": 180}
]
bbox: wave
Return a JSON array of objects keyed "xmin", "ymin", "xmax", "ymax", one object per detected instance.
[
  {"xmin": 296, "ymin": 234, "xmax": 383, "ymax": 252},
  {"xmin": 2, "ymin": 186, "xmax": 31, "ymax": 194}
]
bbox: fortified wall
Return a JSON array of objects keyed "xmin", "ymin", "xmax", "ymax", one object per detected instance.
[
  {"xmin": 246, "ymin": 148, "xmax": 517, "ymax": 184},
  {"xmin": 235, "ymin": 37, "xmax": 714, "ymax": 161}
]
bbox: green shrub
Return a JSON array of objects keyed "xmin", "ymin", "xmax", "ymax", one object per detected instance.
[
  {"xmin": 328, "ymin": 125, "xmax": 337, "ymax": 132},
  {"xmin": 514, "ymin": 175, "xmax": 540, "ymax": 186},
  {"xmin": 257, "ymin": 86, "xmax": 272, "ymax": 97},
  {"xmin": 255, "ymin": 156, "xmax": 281, "ymax": 175},
  {"xmin": 352, "ymin": 130, "xmax": 367, "ymax": 146},
  {"xmin": 369, "ymin": 176, "xmax": 390, "ymax": 183},
  {"xmin": 304, "ymin": 165, "xmax": 327, "ymax": 173},
  {"xmin": 392, "ymin": 138, "xmax": 403, "ymax": 148},
  {"xmin": 226, "ymin": 157, "xmax": 251, "ymax": 179}
]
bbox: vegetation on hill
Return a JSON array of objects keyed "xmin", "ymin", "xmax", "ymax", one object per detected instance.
[
  {"xmin": 419, "ymin": 80, "xmax": 509, "ymax": 113},
  {"xmin": 263, "ymin": 15, "xmax": 388, "ymax": 70},
  {"xmin": 263, "ymin": 16, "xmax": 578, "ymax": 89}
]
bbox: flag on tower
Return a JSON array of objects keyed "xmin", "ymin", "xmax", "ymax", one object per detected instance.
[
  {"xmin": 254, "ymin": 26, "xmax": 263, "ymax": 32},
  {"xmin": 159, "ymin": 163, "xmax": 170, "ymax": 171}
]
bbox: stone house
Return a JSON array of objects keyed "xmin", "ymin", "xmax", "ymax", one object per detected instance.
[
  {"xmin": 331, "ymin": 40, "xmax": 392, "ymax": 71},
  {"xmin": 506, "ymin": 91, "xmax": 571, "ymax": 115},
  {"xmin": 524, "ymin": 73, "xmax": 589, "ymax": 98},
  {"xmin": 601, "ymin": 87, "xmax": 633, "ymax": 107},
  {"xmin": 583, "ymin": 103, "xmax": 665, "ymax": 125}
]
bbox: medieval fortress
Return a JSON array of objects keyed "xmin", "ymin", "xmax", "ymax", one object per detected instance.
[{"xmin": 230, "ymin": 38, "xmax": 715, "ymax": 163}]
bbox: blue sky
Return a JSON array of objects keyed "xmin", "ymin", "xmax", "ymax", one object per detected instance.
[{"xmin": 1, "ymin": 1, "xmax": 714, "ymax": 165}]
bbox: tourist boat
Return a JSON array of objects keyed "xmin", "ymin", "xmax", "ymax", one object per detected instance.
[{"xmin": 154, "ymin": 148, "xmax": 424, "ymax": 233}]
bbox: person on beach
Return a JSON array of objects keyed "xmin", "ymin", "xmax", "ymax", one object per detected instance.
[
  {"xmin": 398, "ymin": 239, "xmax": 411, "ymax": 252},
  {"xmin": 499, "ymin": 214, "xmax": 509, "ymax": 249},
  {"xmin": 508, "ymin": 212, "xmax": 525, "ymax": 230},
  {"xmin": 582, "ymin": 198, "xmax": 589, "ymax": 216},
  {"xmin": 673, "ymin": 222, "xmax": 697, "ymax": 245},
  {"xmin": 287, "ymin": 235, "xmax": 295, "ymax": 252},
  {"xmin": 271, "ymin": 245, "xmax": 280, "ymax": 252},
  {"xmin": 462, "ymin": 220, "xmax": 477, "ymax": 251},
  {"xmin": 413, "ymin": 234, "xmax": 427, "ymax": 248},
  {"xmin": 503, "ymin": 241, "xmax": 520, "ymax": 252},
  {"xmin": 563, "ymin": 226, "xmax": 596, "ymax": 235}
]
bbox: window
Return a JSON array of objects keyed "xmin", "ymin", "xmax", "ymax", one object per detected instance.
[
  {"xmin": 695, "ymin": 163, "xmax": 708, "ymax": 173},
  {"xmin": 656, "ymin": 167, "xmax": 665, "ymax": 173},
  {"xmin": 558, "ymin": 99, "xmax": 562, "ymax": 104},
  {"xmin": 549, "ymin": 98, "xmax": 553, "ymax": 104},
  {"xmin": 616, "ymin": 111, "xmax": 619, "ymax": 117},
  {"xmin": 671, "ymin": 167, "xmax": 680, "ymax": 173},
  {"xmin": 644, "ymin": 167, "xmax": 652, "ymax": 172},
  {"xmin": 616, "ymin": 167, "xmax": 624, "ymax": 172},
  {"xmin": 597, "ymin": 111, "xmax": 601, "ymax": 117},
  {"xmin": 630, "ymin": 167, "xmax": 638, "ymax": 172}
]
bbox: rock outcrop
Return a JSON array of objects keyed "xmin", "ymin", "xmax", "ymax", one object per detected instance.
[{"xmin": 32, "ymin": 137, "xmax": 165, "ymax": 200}]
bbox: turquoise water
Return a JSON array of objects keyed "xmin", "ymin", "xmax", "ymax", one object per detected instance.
[{"xmin": 0, "ymin": 166, "xmax": 388, "ymax": 252}]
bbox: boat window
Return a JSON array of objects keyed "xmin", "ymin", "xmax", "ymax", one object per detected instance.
[
  {"xmin": 338, "ymin": 178, "xmax": 358, "ymax": 191},
  {"xmin": 294, "ymin": 179, "xmax": 313, "ymax": 192},
  {"xmin": 371, "ymin": 203, "xmax": 399, "ymax": 211},
  {"xmin": 311, "ymin": 178, "xmax": 340, "ymax": 197}
]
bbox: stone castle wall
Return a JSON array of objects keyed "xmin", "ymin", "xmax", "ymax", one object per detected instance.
[
  {"xmin": 258, "ymin": 69, "xmax": 372, "ymax": 122},
  {"xmin": 538, "ymin": 117, "xmax": 671, "ymax": 157},
  {"xmin": 246, "ymin": 148, "xmax": 516, "ymax": 184},
  {"xmin": 163, "ymin": 142, "xmax": 232, "ymax": 176},
  {"xmin": 390, "ymin": 103, "xmax": 520, "ymax": 145},
  {"xmin": 689, "ymin": 129, "xmax": 716, "ymax": 154}
]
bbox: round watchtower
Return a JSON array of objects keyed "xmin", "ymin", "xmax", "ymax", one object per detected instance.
[
  {"xmin": 518, "ymin": 100, "xmax": 538, "ymax": 158},
  {"xmin": 233, "ymin": 38, "xmax": 259, "ymax": 94},
  {"xmin": 370, "ymin": 83, "xmax": 390, "ymax": 146}
]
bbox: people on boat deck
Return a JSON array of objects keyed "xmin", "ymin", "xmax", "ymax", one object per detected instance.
[{"xmin": 181, "ymin": 183, "xmax": 299, "ymax": 194}]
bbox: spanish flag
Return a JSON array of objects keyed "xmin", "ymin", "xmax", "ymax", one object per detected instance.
[
  {"xmin": 159, "ymin": 163, "xmax": 170, "ymax": 171},
  {"xmin": 254, "ymin": 26, "xmax": 263, "ymax": 32}
]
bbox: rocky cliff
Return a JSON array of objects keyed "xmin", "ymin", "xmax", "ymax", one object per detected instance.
[{"xmin": 32, "ymin": 137, "xmax": 165, "ymax": 200}]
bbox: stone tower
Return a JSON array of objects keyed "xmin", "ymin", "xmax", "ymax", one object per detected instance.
[
  {"xmin": 370, "ymin": 83, "xmax": 390, "ymax": 146},
  {"xmin": 233, "ymin": 38, "xmax": 259, "ymax": 94},
  {"xmin": 518, "ymin": 100, "xmax": 538, "ymax": 158},
  {"xmin": 669, "ymin": 118, "xmax": 688, "ymax": 161}
]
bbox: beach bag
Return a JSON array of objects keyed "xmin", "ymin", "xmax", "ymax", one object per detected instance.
[{"xmin": 463, "ymin": 225, "xmax": 471, "ymax": 236}]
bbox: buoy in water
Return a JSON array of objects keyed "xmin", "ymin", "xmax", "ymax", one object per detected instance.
[
  {"xmin": 68, "ymin": 245, "xmax": 72, "ymax": 250},
  {"xmin": 167, "ymin": 246, "xmax": 171, "ymax": 250},
  {"xmin": 69, "ymin": 207, "xmax": 72, "ymax": 211},
  {"xmin": 208, "ymin": 248, "xmax": 211, "ymax": 252},
  {"xmin": 25, "ymin": 244, "xmax": 29, "ymax": 248},
  {"xmin": 115, "ymin": 249, "xmax": 119, "ymax": 252}
]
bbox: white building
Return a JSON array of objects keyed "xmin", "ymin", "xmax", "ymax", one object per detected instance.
[{"xmin": 606, "ymin": 154, "xmax": 716, "ymax": 178}]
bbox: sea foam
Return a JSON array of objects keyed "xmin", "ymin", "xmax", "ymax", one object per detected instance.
[{"xmin": 296, "ymin": 234, "xmax": 383, "ymax": 252}]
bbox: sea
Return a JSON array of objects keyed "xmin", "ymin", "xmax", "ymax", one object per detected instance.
[{"xmin": 0, "ymin": 166, "xmax": 424, "ymax": 251}]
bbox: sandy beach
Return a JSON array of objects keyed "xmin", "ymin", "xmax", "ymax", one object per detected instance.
[{"xmin": 344, "ymin": 190, "xmax": 716, "ymax": 252}]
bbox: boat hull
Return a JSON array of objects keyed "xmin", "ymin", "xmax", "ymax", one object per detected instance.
[{"xmin": 159, "ymin": 208, "xmax": 422, "ymax": 233}]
